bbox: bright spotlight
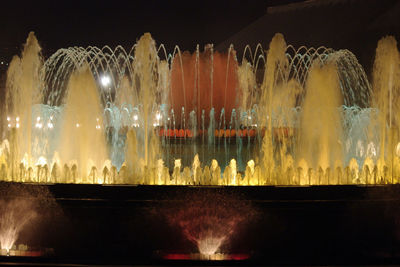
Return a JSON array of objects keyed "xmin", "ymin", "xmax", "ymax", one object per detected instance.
[
  {"xmin": 15, "ymin": 117, "xmax": 19, "ymax": 122},
  {"xmin": 16, "ymin": 123, "xmax": 20, "ymax": 128},
  {"xmin": 133, "ymin": 115, "xmax": 138, "ymax": 121},
  {"xmin": 100, "ymin": 75, "xmax": 111, "ymax": 87}
]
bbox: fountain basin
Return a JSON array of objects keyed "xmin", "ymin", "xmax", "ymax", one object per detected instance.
[
  {"xmin": 0, "ymin": 246, "xmax": 53, "ymax": 257},
  {"xmin": 159, "ymin": 252, "xmax": 251, "ymax": 261}
]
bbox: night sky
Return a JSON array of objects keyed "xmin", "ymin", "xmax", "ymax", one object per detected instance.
[
  {"xmin": 1, "ymin": 0, "xmax": 398, "ymax": 74},
  {"xmin": 0, "ymin": 0, "xmax": 305, "ymax": 60}
]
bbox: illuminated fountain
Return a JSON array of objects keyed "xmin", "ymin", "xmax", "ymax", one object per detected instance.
[
  {"xmin": 0, "ymin": 183, "xmax": 58, "ymax": 258},
  {"xmin": 163, "ymin": 191, "xmax": 254, "ymax": 259},
  {"xmin": 0, "ymin": 198, "xmax": 37, "ymax": 255},
  {"xmin": 0, "ymin": 31, "xmax": 399, "ymax": 185}
]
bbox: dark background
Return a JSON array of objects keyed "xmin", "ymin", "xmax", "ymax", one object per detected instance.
[
  {"xmin": 0, "ymin": 0, "xmax": 398, "ymax": 75},
  {"xmin": 0, "ymin": 0, "xmax": 301, "ymax": 61}
]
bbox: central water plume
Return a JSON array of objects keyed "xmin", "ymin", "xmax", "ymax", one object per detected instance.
[
  {"xmin": 297, "ymin": 62, "xmax": 343, "ymax": 171},
  {"xmin": 58, "ymin": 66, "xmax": 108, "ymax": 183},
  {"xmin": 132, "ymin": 33, "xmax": 160, "ymax": 168}
]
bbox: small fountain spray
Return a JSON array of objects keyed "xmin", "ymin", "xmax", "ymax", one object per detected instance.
[
  {"xmin": 0, "ymin": 199, "xmax": 37, "ymax": 255},
  {"xmin": 0, "ymin": 184, "xmax": 58, "ymax": 257},
  {"xmin": 165, "ymin": 191, "xmax": 255, "ymax": 258}
]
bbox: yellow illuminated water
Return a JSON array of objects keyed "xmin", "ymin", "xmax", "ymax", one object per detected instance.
[{"xmin": 1, "ymin": 32, "xmax": 399, "ymax": 186}]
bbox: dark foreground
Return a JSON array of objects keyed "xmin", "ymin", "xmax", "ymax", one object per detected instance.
[{"xmin": 1, "ymin": 183, "xmax": 400, "ymax": 266}]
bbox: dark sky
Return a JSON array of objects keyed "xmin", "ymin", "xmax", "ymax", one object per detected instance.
[{"xmin": 0, "ymin": 0, "xmax": 305, "ymax": 60}]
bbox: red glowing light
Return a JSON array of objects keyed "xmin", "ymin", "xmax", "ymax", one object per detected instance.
[
  {"xmin": 178, "ymin": 129, "xmax": 185, "ymax": 137},
  {"xmin": 228, "ymin": 253, "xmax": 250, "ymax": 260},
  {"xmin": 162, "ymin": 252, "xmax": 250, "ymax": 261},
  {"xmin": 163, "ymin": 253, "xmax": 191, "ymax": 260}
]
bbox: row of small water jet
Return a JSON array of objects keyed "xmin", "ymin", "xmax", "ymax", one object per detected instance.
[{"xmin": 1, "ymin": 151, "xmax": 399, "ymax": 186}]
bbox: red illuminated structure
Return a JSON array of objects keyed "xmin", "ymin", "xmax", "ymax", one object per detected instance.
[{"xmin": 170, "ymin": 47, "xmax": 238, "ymax": 125}]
